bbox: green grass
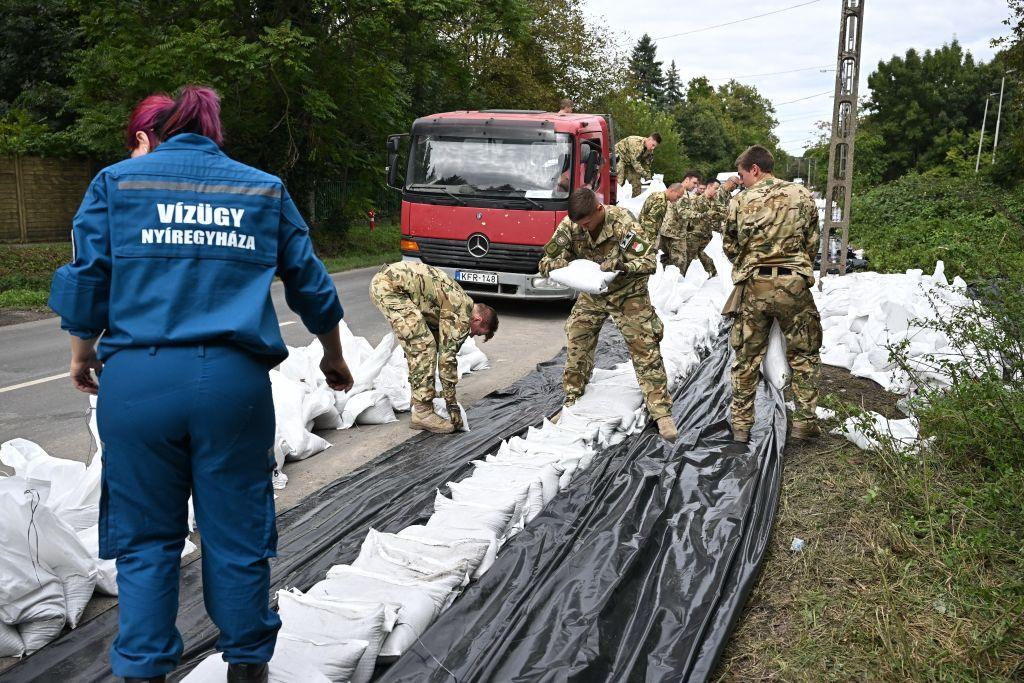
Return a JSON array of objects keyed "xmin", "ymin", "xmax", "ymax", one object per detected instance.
[
  {"xmin": 314, "ymin": 222, "xmax": 400, "ymax": 273},
  {"xmin": 716, "ymin": 371, "xmax": 1024, "ymax": 681},
  {"xmin": 0, "ymin": 242, "xmax": 71, "ymax": 312}
]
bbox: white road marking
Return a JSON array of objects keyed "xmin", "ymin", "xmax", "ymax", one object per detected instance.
[
  {"xmin": 1, "ymin": 322, "xmax": 297, "ymax": 393},
  {"xmin": 0, "ymin": 372, "xmax": 71, "ymax": 394}
]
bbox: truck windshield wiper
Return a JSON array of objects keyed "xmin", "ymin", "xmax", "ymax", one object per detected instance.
[{"xmin": 407, "ymin": 184, "xmax": 466, "ymax": 205}]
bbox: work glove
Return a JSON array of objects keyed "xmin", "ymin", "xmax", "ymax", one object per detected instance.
[{"xmin": 447, "ymin": 401, "xmax": 464, "ymax": 431}]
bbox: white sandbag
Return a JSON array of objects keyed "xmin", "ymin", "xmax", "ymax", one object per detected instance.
[
  {"xmin": 469, "ymin": 460, "xmax": 562, "ymax": 506},
  {"xmin": 30, "ymin": 502, "xmax": 98, "ymax": 628},
  {"xmin": 303, "ymin": 387, "xmax": 339, "ymax": 431},
  {"xmin": 0, "ymin": 622, "xmax": 25, "ymax": 658},
  {"xmin": 761, "ymin": 321, "xmax": 791, "ymax": 390},
  {"xmin": 342, "ymin": 390, "xmax": 398, "ymax": 427},
  {"xmin": 0, "ymin": 439, "xmax": 99, "ymax": 530},
  {"xmin": 270, "ymin": 371, "xmax": 331, "ymax": 463},
  {"xmin": 356, "ymin": 529, "xmax": 488, "ymax": 583},
  {"xmin": 397, "ymin": 525, "xmax": 499, "ymax": 581},
  {"xmin": 76, "ymin": 526, "xmax": 118, "ymax": 596},
  {"xmin": 445, "ymin": 481, "xmax": 530, "ymax": 536},
  {"xmin": 350, "ymin": 530, "xmax": 473, "ymax": 587},
  {"xmin": 310, "ymin": 566, "xmax": 450, "ymax": 660},
  {"xmin": 276, "ymin": 589, "xmax": 389, "ymax": 683},
  {"xmin": 0, "ymin": 480, "xmax": 68, "ymax": 651},
  {"xmin": 374, "ymin": 362, "xmax": 412, "ymax": 413},
  {"xmin": 184, "ymin": 638, "xmax": 363, "ymax": 683},
  {"xmin": 547, "ymin": 259, "xmax": 619, "ymax": 294},
  {"xmin": 351, "ymin": 334, "xmax": 398, "ymax": 395},
  {"xmin": 427, "ymin": 495, "xmax": 517, "ymax": 540},
  {"xmin": 835, "ymin": 411, "xmax": 920, "ymax": 452},
  {"xmin": 431, "ymin": 399, "xmax": 469, "ymax": 432}
]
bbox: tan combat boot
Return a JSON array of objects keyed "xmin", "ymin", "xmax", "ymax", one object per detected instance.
[
  {"xmin": 411, "ymin": 401, "xmax": 455, "ymax": 434},
  {"xmin": 733, "ymin": 428, "xmax": 750, "ymax": 443},
  {"xmin": 656, "ymin": 416, "xmax": 677, "ymax": 442},
  {"xmin": 790, "ymin": 421, "xmax": 821, "ymax": 441}
]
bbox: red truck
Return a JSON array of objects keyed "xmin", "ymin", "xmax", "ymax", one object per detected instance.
[{"xmin": 386, "ymin": 109, "xmax": 616, "ymax": 299}]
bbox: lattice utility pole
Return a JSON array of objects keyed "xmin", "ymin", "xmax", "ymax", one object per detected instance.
[{"xmin": 819, "ymin": 0, "xmax": 865, "ymax": 289}]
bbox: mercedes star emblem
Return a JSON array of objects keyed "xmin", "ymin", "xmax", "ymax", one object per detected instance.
[{"xmin": 467, "ymin": 233, "xmax": 490, "ymax": 258}]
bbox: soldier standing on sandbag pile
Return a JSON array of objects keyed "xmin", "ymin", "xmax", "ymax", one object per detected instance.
[
  {"xmin": 538, "ymin": 188, "xmax": 677, "ymax": 442},
  {"xmin": 656, "ymin": 170, "xmax": 702, "ymax": 271},
  {"xmin": 722, "ymin": 145, "xmax": 823, "ymax": 443},
  {"xmin": 614, "ymin": 132, "xmax": 661, "ymax": 197},
  {"xmin": 637, "ymin": 181, "xmax": 687, "ymax": 242},
  {"xmin": 369, "ymin": 262, "xmax": 498, "ymax": 434}
]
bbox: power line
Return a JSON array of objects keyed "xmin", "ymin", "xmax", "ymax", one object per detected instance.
[
  {"xmin": 653, "ymin": 0, "xmax": 824, "ymax": 41},
  {"xmin": 776, "ymin": 90, "xmax": 832, "ymax": 106},
  {"xmin": 706, "ymin": 64, "xmax": 833, "ymax": 82}
]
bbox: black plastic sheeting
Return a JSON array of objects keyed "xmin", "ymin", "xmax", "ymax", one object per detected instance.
[
  {"xmin": 381, "ymin": 337, "xmax": 787, "ymax": 683},
  {"xmin": 0, "ymin": 330, "xmax": 629, "ymax": 683}
]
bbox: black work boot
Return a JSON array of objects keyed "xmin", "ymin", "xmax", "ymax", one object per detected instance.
[{"xmin": 228, "ymin": 663, "xmax": 268, "ymax": 683}]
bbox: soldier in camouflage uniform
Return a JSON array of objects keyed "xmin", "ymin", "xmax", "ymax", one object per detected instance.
[
  {"xmin": 614, "ymin": 133, "xmax": 661, "ymax": 198},
  {"xmin": 539, "ymin": 188, "xmax": 677, "ymax": 442},
  {"xmin": 637, "ymin": 181, "xmax": 686, "ymax": 241},
  {"xmin": 656, "ymin": 171, "xmax": 701, "ymax": 271},
  {"xmin": 369, "ymin": 262, "xmax": 498, "ymax": 433},
  {"xmin": 723, "ymin": 145, "xmax": 823, "ymax": 443}
]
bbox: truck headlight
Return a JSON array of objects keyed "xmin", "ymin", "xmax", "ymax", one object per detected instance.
[{"xmin": 531, "ymin": 277, "xmax": 568, "ymax": 290}]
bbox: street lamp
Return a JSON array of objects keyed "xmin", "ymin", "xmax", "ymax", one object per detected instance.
[
  {"xmin": 976, "ymin": 92, "xmax": 997, "ymax": 173},
  {"xmin": 992, "ymin": 68, "xmax": 1017, "ymax": 164}
]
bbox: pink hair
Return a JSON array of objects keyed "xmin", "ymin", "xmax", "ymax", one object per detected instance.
[
  {"xmin": 126, "ymin": 93, "xmax": 174, "ymax": 151},
  {"xmin": 155, "ymin": 85, "xmax": 225, "ymax": 147}
]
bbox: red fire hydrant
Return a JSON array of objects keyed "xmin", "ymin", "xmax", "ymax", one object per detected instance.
[{"xmin": 368, "ymin": 209, "xmax": 376, "ymax": 231}]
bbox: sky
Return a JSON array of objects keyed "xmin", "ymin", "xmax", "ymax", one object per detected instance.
[{"xmin": 583, "ymin": 0, "xmax": 1012, "ymax": 158}]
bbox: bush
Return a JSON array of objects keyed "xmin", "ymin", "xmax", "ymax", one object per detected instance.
[{"xmin": 851, "ymin": 173, "xmax": 1024, "ymax": 281}]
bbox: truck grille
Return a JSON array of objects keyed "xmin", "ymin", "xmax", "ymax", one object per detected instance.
[{"xmin": 409, "ymin": 237, "xmax": 543, "ymax": 274}]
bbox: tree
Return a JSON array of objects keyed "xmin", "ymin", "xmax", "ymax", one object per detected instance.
[
  {"xmin": 864, "ymin": 40, "xmax": 999, "ymax": 181},
  {"xmin": 662, "ymin": 60, "xmax": 683, "ymax": 109},
  {"xmin": 628, "ymin": 34, "xmax": 664, "ymax": 103}
]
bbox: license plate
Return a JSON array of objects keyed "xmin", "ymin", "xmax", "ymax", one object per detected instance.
[{"xmin": 455, "ymin": 270, "xmax": 498, "ymax": 285}]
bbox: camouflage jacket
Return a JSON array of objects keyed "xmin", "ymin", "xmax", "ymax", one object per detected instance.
[
  {"xmin": 380, "ymin": 261, "xmax": 473, "ymax": 399},
  {"xmin": 614, "ymin": 136, "xmax": 654, "ymax": 177},
  {"xmin": 724, "ymin": 177, "xmax": 819, "ymax": 284},
  {"xmin": 637, "ymin": 190, "xmax": 669, "ymax": 240},
  {"xmin": 538, "ymin": 205, "xmax": 656, "ymax": 297},
  {"xmin": 662, "ymin": 187, "xmax": 732, "ymax": 241}
]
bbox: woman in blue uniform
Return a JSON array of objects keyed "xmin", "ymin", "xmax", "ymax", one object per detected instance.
[{"xmin": 49, "ymin": 86, "xmax": 353, "ymax": 683}]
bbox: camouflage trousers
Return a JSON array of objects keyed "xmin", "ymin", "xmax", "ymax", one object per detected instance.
[
  {"xmin": 369, "ymin": 267, "xmax": 437, "ymax": 404},
  {"xmin": 564, "ymin": 289, "xmax": 673, "ymax": 420},
  {"xmin": 729, "ymin": 273, "xmax": 823, "ymax": 431},
  {"xmin": 687, "ymin": 233, "xmax": 717, "ymax": 276},
  {"xmin": 658, "ymin": 233, "xmax": 716, "ymax": 276},
  {"xmin": 617, "ymin": 168, "xmax": 643, "ymax": 198}
]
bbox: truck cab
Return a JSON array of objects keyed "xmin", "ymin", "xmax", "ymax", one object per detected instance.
[{"xmin": 386, "ymin": 110, "xmax": 615, "ymax": 299}]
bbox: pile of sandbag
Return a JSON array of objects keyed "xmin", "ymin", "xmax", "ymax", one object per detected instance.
[
  {"xmin": 269, "ymin": 321, "xmax": 490, "ymax": 489},
  {"xmin": 616, "ymin": 174, "xmax": 666, "ymax": 216},
  {"xmin": 813, "ymin": 262, "xmax": 974, "ymax": 393}
]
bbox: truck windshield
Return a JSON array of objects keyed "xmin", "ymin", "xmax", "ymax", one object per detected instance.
[{"xmin": 407, "ymin": 133, "xmax": 573, "ymax": 199}]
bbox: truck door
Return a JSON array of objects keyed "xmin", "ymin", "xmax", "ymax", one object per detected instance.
[{"xmin": 578, "ymin": 132, "xmax": 607, "ymax": 203}]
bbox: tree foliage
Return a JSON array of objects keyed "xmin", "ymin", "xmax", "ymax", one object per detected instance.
[{"xmin": 628, "ymin": 33, "xmax": 664, "ymax": 103}]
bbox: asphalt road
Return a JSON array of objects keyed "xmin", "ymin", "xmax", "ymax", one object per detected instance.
[{"xmin": 0, "ymin": 265, "xmax": 572, "ymax": 510}]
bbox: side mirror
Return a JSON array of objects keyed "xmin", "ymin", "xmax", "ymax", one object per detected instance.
[
  {"xmin": 386, "ymin": 134, "xmax": 406, "ymax": 190},
  {"xmin": 582, "ymin": 143, "xmax": 601, "ymax": 186}
]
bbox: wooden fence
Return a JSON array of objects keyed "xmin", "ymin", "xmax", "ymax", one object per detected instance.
[{"xmin": 0, "ymin": 156, "xmax": 96, "ymax": 243}]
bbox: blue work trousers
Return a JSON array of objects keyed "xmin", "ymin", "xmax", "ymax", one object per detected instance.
[{"xmin": 96, "ymin": 344, "xmax": 281, "ymax": 678}]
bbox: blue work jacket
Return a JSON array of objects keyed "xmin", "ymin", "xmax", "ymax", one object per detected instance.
[{"xmin": 49, "ymin": 134, "xmax": 343, "ymax": 365}]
